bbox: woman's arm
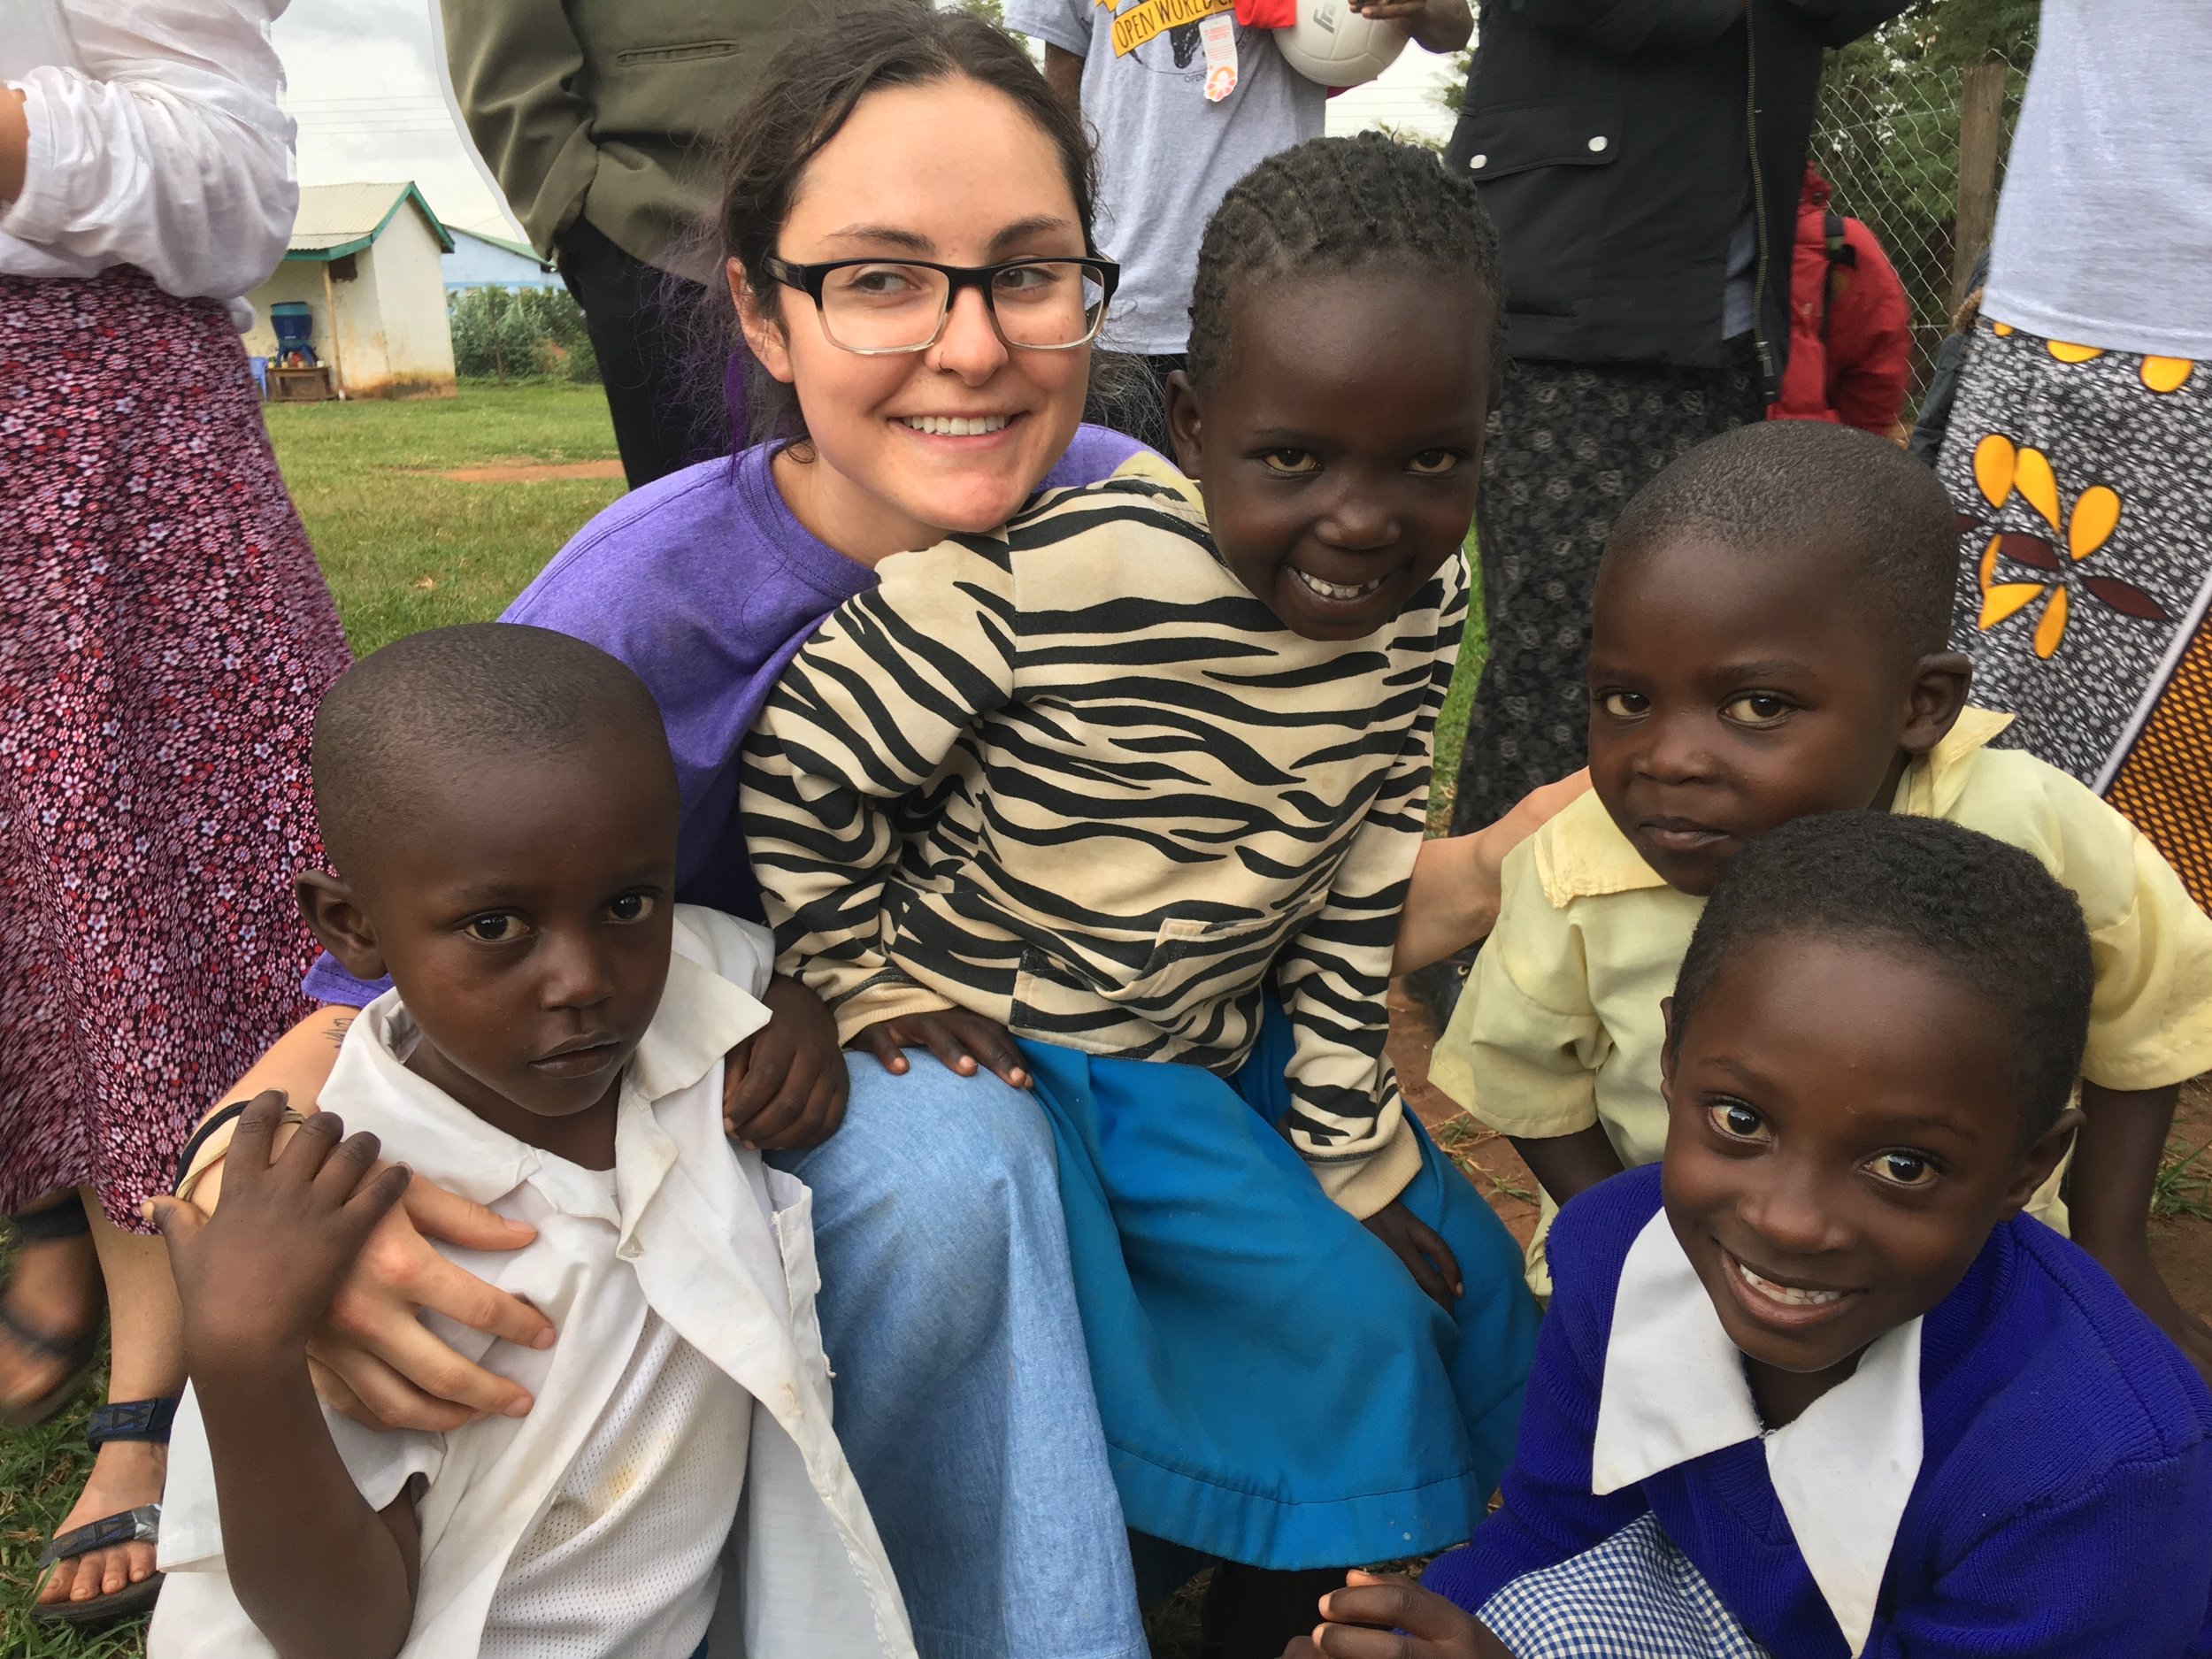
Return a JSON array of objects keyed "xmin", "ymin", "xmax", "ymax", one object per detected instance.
[
  {"xmin": 739, "ymin": 538, "xmax": 1028, "ymax": 1080},
  {"xmin": 1394, "ymin": 771, "xmax": 1591, "ymax": 978},
  {"xmin": 3, "ymin": 2, "xmax": 297, "ymax": 298},
  {"xmin": 2, "ymin": 88, "xmax": 27, "ymax": 203},
  {"xmin": 191, "ymin": 1008, "xmax": 555, "ymax": 1429}
]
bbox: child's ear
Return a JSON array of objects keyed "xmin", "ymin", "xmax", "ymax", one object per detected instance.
[
  {"xmin": 1658, "ymin": 995, "xmax": 1679, "ymax": 1099},
  {"xmin": 2000, "ymin": 1106, "xmax": 2084, "ymax": 1217},
  {"xmin": 732, "ymin": 259, "xmax": 794, "ymax": 385},
  {"xmin": 1898, "ymin": 650, "xmax": 1973, "ymax": 756},
  {"xmin": 1162, "ymin": 367, "xmax": 1202, "ymax": 478},
  {"xmin": 296, "ymin": 871, "xmax": 388, "ymax": 983}
]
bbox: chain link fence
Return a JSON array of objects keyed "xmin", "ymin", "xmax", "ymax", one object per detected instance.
[{"xmin": 1806, "ymin": 48, "xmax": 2027, "ymax": 413}]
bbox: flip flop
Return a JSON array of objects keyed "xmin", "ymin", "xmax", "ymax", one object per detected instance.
[
  {"xmin": 0, "ymin": 1199, "xmax": 104, "ymax": 1429},
  {"xmin": 31, "ymin": 1397, "xmax": 178, "ymax": 1627}
]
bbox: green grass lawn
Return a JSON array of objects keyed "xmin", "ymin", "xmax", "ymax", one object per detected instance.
[
  {"xmin": 270, "ymin": 380, "xmax": 626, "ymax": 655},
  {"xmin": 0, "ymin": 380, "xmax": 1486, "ymax": 1653}
]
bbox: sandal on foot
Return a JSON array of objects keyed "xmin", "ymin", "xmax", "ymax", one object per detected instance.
[
  {"xmin": 31, "ymin": 1397, "xmax": 177, "ymax": 1627},
  {"xmin": 0, "ymin": 1198, "xmax": 103, "ymax": 1429}
]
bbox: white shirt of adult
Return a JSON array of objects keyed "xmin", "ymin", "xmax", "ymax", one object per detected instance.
[
  {"xmin": 1984, "ymin": 0, "xmax": 2212, "ymax": 359},
  {"xmin": 150, "ymin": 906, "xmax": 918, "ymax": 1659},
  {"xmin": 0, "ymin": 0, "xmax": 298, "ymax": 327}
]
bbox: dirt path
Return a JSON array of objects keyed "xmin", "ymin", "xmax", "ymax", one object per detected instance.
[{"xmin": 409, "ymin": 458, "xmax": 626, "ymax": 484}]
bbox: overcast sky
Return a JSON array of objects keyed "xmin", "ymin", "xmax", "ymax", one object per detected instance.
[{"xmin": 272, "ymin": 0, "xmax": 1463, "ymax": 245}]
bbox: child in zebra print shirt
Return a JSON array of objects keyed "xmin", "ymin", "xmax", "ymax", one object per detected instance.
[{"xmin": 742, "ymin": 134, "xmax": 1540, "ymax": 1649}]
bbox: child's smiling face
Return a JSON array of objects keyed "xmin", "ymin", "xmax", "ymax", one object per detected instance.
[
  {"xmin": 1164, "ymin": 265, "xmax": 1494, "ymax": 641},
  {"xmin": 1661, "ymin": 931, "xmax": 2077, "ymax": 1423},
  {"xmin": 1586, "ymin": 535, "xmax": 1970, "ymax": 895}
]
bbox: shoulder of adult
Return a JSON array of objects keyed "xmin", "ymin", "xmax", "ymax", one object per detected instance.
[
  {"xmin": 1041, "ymin": 422, "xmax": 1171, "ymax": 492},
  {"xmin": 1922, "ymin": 1215, "xmax": 2212, "ymax": 1520},
  {"xmin": 503, "ymin": 453, "xmax": 758, "ymax": 629}
]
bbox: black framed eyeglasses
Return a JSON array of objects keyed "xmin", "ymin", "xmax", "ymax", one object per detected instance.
[{"xmin": 763, "ymin": 255, "xmax": 1119, "ymax": 355}]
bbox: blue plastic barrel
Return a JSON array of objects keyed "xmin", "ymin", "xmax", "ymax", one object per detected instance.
[{"xmin": 269, "ymin": 302, "xmax": 315, "ymax": 361}]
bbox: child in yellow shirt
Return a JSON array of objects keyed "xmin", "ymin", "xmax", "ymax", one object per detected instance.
[{"xmin": 1432, "ymin": 420, "xmax": 2212, "ymax": 1377}]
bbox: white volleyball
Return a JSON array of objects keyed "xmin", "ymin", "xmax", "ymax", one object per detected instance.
[{"xmin": 1271, "ymin": 0, "xmax": 1409, "ymax": 89}]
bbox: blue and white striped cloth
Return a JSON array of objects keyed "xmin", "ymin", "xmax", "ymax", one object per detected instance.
[{"xmin": 1478, "ymin": 1515, "xmax": 1774, "ymax": 1659}]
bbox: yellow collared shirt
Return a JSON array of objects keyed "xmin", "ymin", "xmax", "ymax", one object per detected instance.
[{"xmin": 1432, "ymin": 709, "xmax": 2212, "ymax": 1290}]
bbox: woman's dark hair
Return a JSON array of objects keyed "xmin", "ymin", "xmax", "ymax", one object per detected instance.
[
  {"xmin": 1184, "ymin": 132, "xmax": 1506, "ymax": 392},
  {"xmin": 711, "ymin": 3, "xmax": 1101, "ymax": 447}
]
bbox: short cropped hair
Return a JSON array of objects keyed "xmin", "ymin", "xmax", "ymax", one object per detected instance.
[
  {"xmin": 1673, "ymin": 812, "xmax": 2093, "ymax": 1139},
  {"xmin": 311, "ymin": 623, "xmax": 672, "ymax": 881},
  {"xmin": 1185, "ymin": 132, "xmax": 1505, "ymax": 391},
  {"xmin": 1604, "ymin": 421, "xmax": 1962, "ymax": 657}
]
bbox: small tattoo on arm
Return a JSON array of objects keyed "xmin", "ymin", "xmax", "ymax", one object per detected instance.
[{"xmin": 323, "ymin": 1012, "xmax": 357, "ymax": 1048}]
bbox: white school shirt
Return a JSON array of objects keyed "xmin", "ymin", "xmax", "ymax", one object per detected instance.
[
  {"xmin": 150, "ymin": 906, "xmax": 918, "ymax": 1659},
  {"xmin": 0, "ymin": 0, "xmax": 297, "ymax": 326},
  {"xmin": 1590, "ymin": 1210, "xmax": 1923, "ymax": 1659}
]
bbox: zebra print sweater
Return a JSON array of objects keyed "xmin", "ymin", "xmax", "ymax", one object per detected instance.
[{"xmin": 740, "ymin": 475, "xmax": 1466, "ymax": 1217}]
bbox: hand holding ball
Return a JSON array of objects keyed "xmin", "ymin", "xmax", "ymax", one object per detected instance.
[{"xmin": 1271, "ymin": 0, "xmax": 1410, "ymax": 88}]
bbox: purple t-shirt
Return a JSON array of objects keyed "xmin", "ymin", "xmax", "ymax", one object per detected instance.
[{"xmin": 303, "ymin": 426, "xmax": 1152, "ymax": 1007}]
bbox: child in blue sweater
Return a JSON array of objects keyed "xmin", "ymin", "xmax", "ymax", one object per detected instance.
[{"xmin": 1294, "ymin": 812, "xmax": 2212, "ymax": 1659}]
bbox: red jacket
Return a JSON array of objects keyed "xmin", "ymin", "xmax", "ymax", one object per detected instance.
[{"xmin": 1767, "ymin": 166, "xmax": 1911, "ymax": 434}]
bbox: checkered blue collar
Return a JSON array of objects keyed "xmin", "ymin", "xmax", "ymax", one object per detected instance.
[{"xmin": 1592, "ymin": 1209, "xmax": 1924, "ymax": 1658}]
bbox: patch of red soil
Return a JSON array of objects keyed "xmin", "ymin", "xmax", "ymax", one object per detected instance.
[
  {"xmin": 417, "ymin": 459, "xmax": 626, "ymax": 483},
  {"xmin": 2152, "ymin": 1078, "xmax": 2212, "ymax": 1326}
]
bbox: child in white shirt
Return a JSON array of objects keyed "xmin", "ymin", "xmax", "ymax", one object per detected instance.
[{"xmin": 143, "ymin": 624, "xmax": 913, "ymax": 1659}]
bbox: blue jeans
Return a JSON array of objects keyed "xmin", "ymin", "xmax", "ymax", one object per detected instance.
[{"xmin": 769, "ymin": 1052, "xmax": 1145, "ymax": 1659}]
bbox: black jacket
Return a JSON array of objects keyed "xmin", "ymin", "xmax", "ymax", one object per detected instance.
[{"xmin": 1446, "ymin": 0, "xmax": 1908, "ymax": 394}]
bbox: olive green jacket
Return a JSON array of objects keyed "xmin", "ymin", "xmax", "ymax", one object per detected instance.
[{"xmin": 440, "ymin": 0, "xmax": 810, "ymax": 283}]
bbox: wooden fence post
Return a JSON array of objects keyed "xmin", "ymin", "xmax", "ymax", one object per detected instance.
[{"xmin": 1953, "ymin": 59, "xmax": 2007, "ymax": 309}]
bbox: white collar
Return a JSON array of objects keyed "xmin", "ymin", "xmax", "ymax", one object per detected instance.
[
  {"xmin": 1592, "ymin": 1209, "xmax": 1924, "ymax": 1657},
  {"xmin": 334, "ymin": 947, "xmax": 769, "ymax": 1233}
]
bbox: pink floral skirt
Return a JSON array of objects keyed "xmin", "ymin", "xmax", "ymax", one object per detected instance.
[{"xmin": 0, "ymin": 269, "xmax": 349, "ymax": 1229}]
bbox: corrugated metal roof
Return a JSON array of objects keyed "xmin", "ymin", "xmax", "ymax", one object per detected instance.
[
  {"xmin": 449, "ymin": 227, "xmax": 549, "ymax": 266},
  {"xmin": 286, "ymin": 182, "xmax": 455, "ymax": 260}
]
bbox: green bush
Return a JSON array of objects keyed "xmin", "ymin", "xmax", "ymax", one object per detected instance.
[{"xmin": 449, "ymin": 286, "xmax": 601, "ymax": 384}]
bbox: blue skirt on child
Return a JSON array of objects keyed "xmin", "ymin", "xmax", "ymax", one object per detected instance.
[{"xmin": 1018, "ymin": 1007, "xmax": 1540, "ymax": 1571}]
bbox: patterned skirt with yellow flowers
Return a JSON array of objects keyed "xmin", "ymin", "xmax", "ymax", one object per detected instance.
[{"xmin": 1940, "ymin": 318, "xmax": 2212, "ymax": 909}]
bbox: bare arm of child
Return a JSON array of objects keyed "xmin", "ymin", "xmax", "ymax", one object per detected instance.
[
  {"xmin": 1041, "ymin": 42, "xmax": 1081, "ymax": 110},
  {"xmin": 1282, "ymin": 1571, "xmax": 1516, "ymax": 1659},
  {"xmin": 1394, "ymin": 772, "xmax": 1591, "ymax": 978},
  {"xmin": 186, "ymin": 1010, "xmax": 555, "ymax": 1431},
  {"xmin": 147, "ymin": 1095, "xmax": 422, "ymax": 1659},
  {"xmin": 1509, "ymin": 1126, "xmax": 1626, "ymax": 1210},
  {"xmin": 2070, "ymin": 1080, "xmax": 2212, "ymax": 1380}
]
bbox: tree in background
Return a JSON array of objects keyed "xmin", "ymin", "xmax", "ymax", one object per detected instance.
[{"xmin": 449, "ymin": 287, "xmax": 602, "ymax": 384}]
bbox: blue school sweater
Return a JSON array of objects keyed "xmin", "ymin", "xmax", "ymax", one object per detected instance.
[{"xmin": 1425, "ymin": 1165, "xmax": 2212, "ymax": 1656}]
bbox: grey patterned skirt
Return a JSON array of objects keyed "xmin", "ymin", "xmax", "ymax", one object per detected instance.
[{"xmin": 1447, "ymin": 353, "xmax": 1763, "ymax": 837}]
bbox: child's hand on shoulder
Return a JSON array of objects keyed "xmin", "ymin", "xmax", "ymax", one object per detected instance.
[
  {"xmin": 146, "ymin": 1093, "xmax": 411, "ymax": 1376},
  {"xmin": 724, "ymin": 975, "xmax": 851, "ymax": 1150},
  {"xmin": 1363, "ymin": 1199, "xmax": 1463, "ymax": 1310},
  {"xmin": 1282, "ymin": 1571, "xmax": 1517, "ymax": 1659}
]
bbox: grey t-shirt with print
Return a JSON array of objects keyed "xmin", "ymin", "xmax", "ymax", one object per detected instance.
[{"xmin": 1010, "ymin": 0, "xmax": 1324, "ymax": 356}]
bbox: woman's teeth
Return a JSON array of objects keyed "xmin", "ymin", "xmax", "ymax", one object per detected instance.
[
  {"xmin": 901, "ymin": 414, "xmax": 1010, "ymax": 436},
  {"xmin": 1733, "ymin": 1258, "xmax": 1845, "ymax": 1308},
  {"xmin": 1292, "ymin": 568, "xmax": 1384, "ymax": 602}
]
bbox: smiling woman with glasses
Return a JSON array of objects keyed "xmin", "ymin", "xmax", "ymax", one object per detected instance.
[
  {"xmin": 764, "ymin": 254, "xmax": 1118, "ymax": 354},
  {"xmin": 180, "ymin": 11, "xmax": 1179, "ymax": 1659}
]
